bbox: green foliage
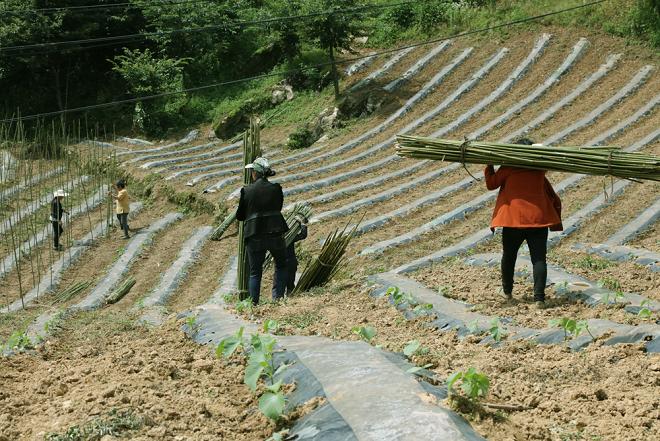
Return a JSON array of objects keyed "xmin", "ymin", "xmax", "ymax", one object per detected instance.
[
  {"xmin": 234, "ymin": 299, "xmax": 254, "ymax": 314},
  {"xmin": 45, "ymin": 408, "xmax": 145, "ymax": 441},
  {"xmin": 575, "ymin": 255, "xmax": 611, "ymax": 271},
  {"xmin": 351, "ymin": 325, "xmax": 376, "ymax": 343},
  {"xmin": 549, "ymin": 317, "xmax": 595, "ymax": 341},
  {"xmin": 598, "ymin": 277, "xmax": 626, "ymax": 305},
  {"xmin": 217, "ymin": 327, "xmax": 288, "ymax": 421},
  {"xmin": 263, "ymin": 319, "xmax": 280, "ymax": 334},
  {"xmin": 1, "ymin": 330, "xmax": 32, "ymax": 352},
  {"xmin": 489, "ymin": 318, "xmax": 506, "ymax": 342},
  {"xmin": 387, "ymin": 286, "xmax": 434, "ymax": 317},
  {"xmin": 216, "ymin": 326, "xmax": 245, "ymax": 358},
  {"xmin": 638, "ymin": 300, "xmax": 654, "ymax": 320},
  {"xmin": 402, "ymin": 339, "xmax": 429, "ymax": 358},
  {"xmin": 110, "ymin": 48, "xmax": 189, "ymax": 136},
  {"xmin": 161, "ymin": 184, "xmax": 217, "ymax": 216},
  {"xmin": 287, "ymin": 126, "xmax": 317, "ymax": 150},
  {"xmin": 447, "ymin": 367, "xmax": 490, "ymax": 402}
]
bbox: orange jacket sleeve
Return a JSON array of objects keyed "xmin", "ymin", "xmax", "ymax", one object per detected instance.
[{"xmin": 484, "ymin": 165, "xmax": 509, "ymax": 190}]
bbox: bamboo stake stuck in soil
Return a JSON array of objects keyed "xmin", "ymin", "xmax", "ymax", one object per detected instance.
[{"xmin": 396, "ymin": 136, "xmax": 660, "ymax": 181}]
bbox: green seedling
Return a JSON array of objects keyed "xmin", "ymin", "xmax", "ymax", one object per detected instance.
[
  {"xmin": 387, "ymin": 286, "xmax": 414, "ymax": 306},
  {"xmin": 412, "ymin": 303, "xmax": 434, "ymax": 316},
  {"xmin": 185, "ymin": 316, "xmax": 200, "ymax": 337},
  {"xmin": 489, "ymin": 318, "xmax": 506, "ymax": 342},
  {"xmin": 549, "ymin": 317, "xmax": 594, "ymax": 341},
  {"xmin": 575, "ymin": 255, "xmax": 611, "ymax": 271},
  {"xmin": 258, "ymin": 380, "xmax": 286, "ymax": 421},
  {"xmin": 406, "ymin": 363, "xmax": 434, "ymax": 374},
  {"xmin": 351, "ymin": 325, "xmax": 376, "ymax": 343},
  {"xmin": 1, "ymin": 330, "xmax": 32, "ymax": 352},
  {"xmin": 403, "ymin": 339, "xmax": 426, "ymax": 358},
  {"xmin": 437, "ymin": 285, "xmax": 451, "ymax": 296},
  {"xmin": 555, "ymin": 280, "xmax": 570, "ymax": 294},
  {"xmin": 216, "ymin": 326, "xmax": 245, "ymax": 358},
  {"xmin": 223, "ymin": 292, "xmax": 237, "ymax": 304},
  {"xmin": 446, "ymin": 368, "xmax": 490, "ymax": 403},
  {"xmin": 263, "ymin": 319, "xmax": 280, "ymax": 334},
  {"xmin": 234, "ymin": 298, "xmax": 254, "ymax": 314},
  {"xmin": 638, "ymin": 300, "xmax": 653, "ymax": 320}
]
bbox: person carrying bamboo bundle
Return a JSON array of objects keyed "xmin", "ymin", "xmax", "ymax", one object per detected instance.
[
  {"xmin": 50, "ymin": 189, "xmax": 68, "ymax": 251},
  {"xmin": 273, "ymin": 215, "xmax": 308, "ymax": 297},
  {"xmin": 109, "ymin": 179, "xmax": 130, "ymax": 239},
  {"xmin": 236, "ymin": 157, "xmax": 288, "ymax": 305},
  {"xmin": 484, "ymin": 138, "xmax": 563, "ymax": 308}
]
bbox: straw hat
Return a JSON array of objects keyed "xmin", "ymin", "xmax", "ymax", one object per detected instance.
[{"xmin": 53, "ymin": 189, "xmax": 68, "ymax": 198}]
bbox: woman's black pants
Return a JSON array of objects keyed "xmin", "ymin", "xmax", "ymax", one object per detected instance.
[
  {"xmin": 52, "ymin": 221, "xmax": 63, "ymax": 248},
  {"xmin": 501, "ymin": 227, "xmax": 548, "ymax": 301}
]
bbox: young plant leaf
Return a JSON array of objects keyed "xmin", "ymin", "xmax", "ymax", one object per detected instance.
[
  {"xmin": 259, "ymin": 391, "xmax": 286, "ymax": 420},
  {"xmin": 406, "ymin": 363, "xmax": 433, "ymax": 374},
  {"xmin": 244, "ymin": 359, "xmax": 265, "ymax": 392},
  {"xmin": 403, "ymin": 340, "xmax": 421, "ymax": 358}
]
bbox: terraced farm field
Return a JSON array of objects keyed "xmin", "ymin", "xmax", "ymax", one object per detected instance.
[{"xmin": 1, "ymin": 29, "xmax": 658, "ymax": 441}]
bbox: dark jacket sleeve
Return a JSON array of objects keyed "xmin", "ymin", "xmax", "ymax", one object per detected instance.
[
  {"xmin": 275, "ymin": 183, "xmax": 284, "ymax": 210},
  {"xmin": 236, "ymin": 188, "xmax": 247, "ymax": 221}
]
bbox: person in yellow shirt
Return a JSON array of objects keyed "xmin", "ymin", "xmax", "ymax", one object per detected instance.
[{"xmin": 110, "ymin": 179, "xmax": 130, "ymax": 239}]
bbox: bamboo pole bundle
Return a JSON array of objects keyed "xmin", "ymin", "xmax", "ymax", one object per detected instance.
[
  {"xmin": 395, "ymin": 136, "xmax": 660, "ymax": 181},
  {"xmin": 292, "ymin": 222, "xmax": 356, "ymax": 295},
  {"xmin": 53, "ymin": 281, "xmax": 92, "ymax": 305},
  {"xmin": 105, "ymin": 276, "xmax": 136, "ymax": 305},
  {"xmin": 210, "ymin": 211, "xmax": 237, "ymax": 241},
  {"xmin": 237, "ymin": 117, "xmax": 262, "ymax": 300},
  {"xmin": 263, "ymin": 202, "xmax": 312, "ymax": 268}
]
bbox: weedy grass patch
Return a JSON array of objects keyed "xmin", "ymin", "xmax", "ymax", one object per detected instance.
[{"xmin": 45, "ymin": 408, "xmax": 147, "ymax": 441}]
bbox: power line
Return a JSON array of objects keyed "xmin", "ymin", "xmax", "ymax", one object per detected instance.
[
  {"xmin": 0, "ymin": 1, "xmax": 413, "ymax": 54},
  {"xmin": 1, "ymin": 0, "xmax": 610, "ymax": 123},
  {"xmin": 1, "ymin": 0, "xmax": 223, "ymax": 15}
]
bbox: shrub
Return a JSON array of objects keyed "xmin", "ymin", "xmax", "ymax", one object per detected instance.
[{"xmin": 287, "ymin": 126, "xmax": 317, "ymax": 149}]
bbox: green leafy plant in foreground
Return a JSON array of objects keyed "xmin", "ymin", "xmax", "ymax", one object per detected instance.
[
  {"xmin": 549, "ymin": 317, "xmax": 595, "ymax": 341},
  {"xmin": 216, "ymin": 325, "xmax": 288, "ymax": 421},
  {"xmin": 351, "ymin": 325, "xmax": 376, "ymax": 343},
  {"xmin": 447, "ymin": 368, "xmax": 490, "ymax": 404},
  {"xmin": 234, "ymin": 298, "xmax": 254, "ymax": 314}
]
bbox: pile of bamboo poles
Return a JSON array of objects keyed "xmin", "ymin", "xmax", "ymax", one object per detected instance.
[
  {"xmin": 210, "ymin": 211, "xmax": 237, "ymax": 241},
  {"xmin": 106, "ymin": 276, "xmax": 136, "ymax": 305},
  {"xmin": 263, "ymin": 202, "xmax": 312, "ymax": 268},
  {"xmin": 395, "ymin": 136, "xmax": 660, "ymax": 181},
  {"xmin": 292, "ymin": 223, "xmax": 356, "ymax": 295},
  {"xmin": 53, "ymin": 280, "xmax": 92, "ymax": 304}
]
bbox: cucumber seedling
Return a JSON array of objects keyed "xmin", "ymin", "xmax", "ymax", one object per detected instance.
[
  {"xmin": 351, "ymin": 325, "xmax": 376, "ymax": 343},
  {"xmin": 637, "ymin": 300, "xmax": 654, "ymax": 320},
  {"xmin": 489, "ymin": 318, "xmax": 507, "ymax": 342},
  {"xmin": 446, "ymin": 367, "xmax": 490, "ymax": 412},
  {"xmin": 549, "ymin": 317, "xmax": 595, "ymax": 341}
]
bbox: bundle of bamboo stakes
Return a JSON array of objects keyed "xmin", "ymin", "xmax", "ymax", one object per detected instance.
[
  {"xmin": 292, "ymin": 223, "xmax": 356, "ymax": 295},
  {"xmin": 395, "ymin": 136, "xmax": 660, "ymax": 181},
  {"xmin": 264, "ymin": 202, "xmax": 312, "ymax": 267}
]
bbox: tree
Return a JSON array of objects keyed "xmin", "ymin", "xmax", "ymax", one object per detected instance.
[
  {"xmin": 110, "ymin": 48, "xmax": 188, "ymax": 135},
  {"xmin": 301, "ymin": 0, "xmax": 366, "ymax": 99}
]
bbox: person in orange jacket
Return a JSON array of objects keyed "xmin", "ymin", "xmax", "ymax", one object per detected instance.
[{"xmin": 484, "ymin": 138, "xmax": 563, "ymax": 308}]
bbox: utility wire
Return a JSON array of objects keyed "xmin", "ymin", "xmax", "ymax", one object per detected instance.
[
  {"xmin": 0, "ymin": 1, "xmax": 413, "ymax": 54},
  {"xmin": 1, "ymin": 0, "xmax": 610, "ymax": 123},
  {"xmin": 1, "ymin": 0, "xmax": 223, "ymax": 15}
]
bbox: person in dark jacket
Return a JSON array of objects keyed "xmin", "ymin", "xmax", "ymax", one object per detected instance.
[
  {"xmin": 484, "ymin": 138, "xmax": 563, "ymax": 308},
  {"xmin": 272, "ymin": 217, "xmax": 308, "ymax": 297},
  {"xmin": 50, "ymin": 189, "xmax": 69, "ymax": 251},
  {"xmin": 236, "ymin": 157, "xmax": 288, "ymax": 305}
]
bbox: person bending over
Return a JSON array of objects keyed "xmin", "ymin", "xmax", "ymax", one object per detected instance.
[
  {"xmin": 484, "ymin": 138, "xmax": 563, "ymax": 308},
  {"xmin": 236, "ymin": 157, "xmax": 288, "ymax": 305}
]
